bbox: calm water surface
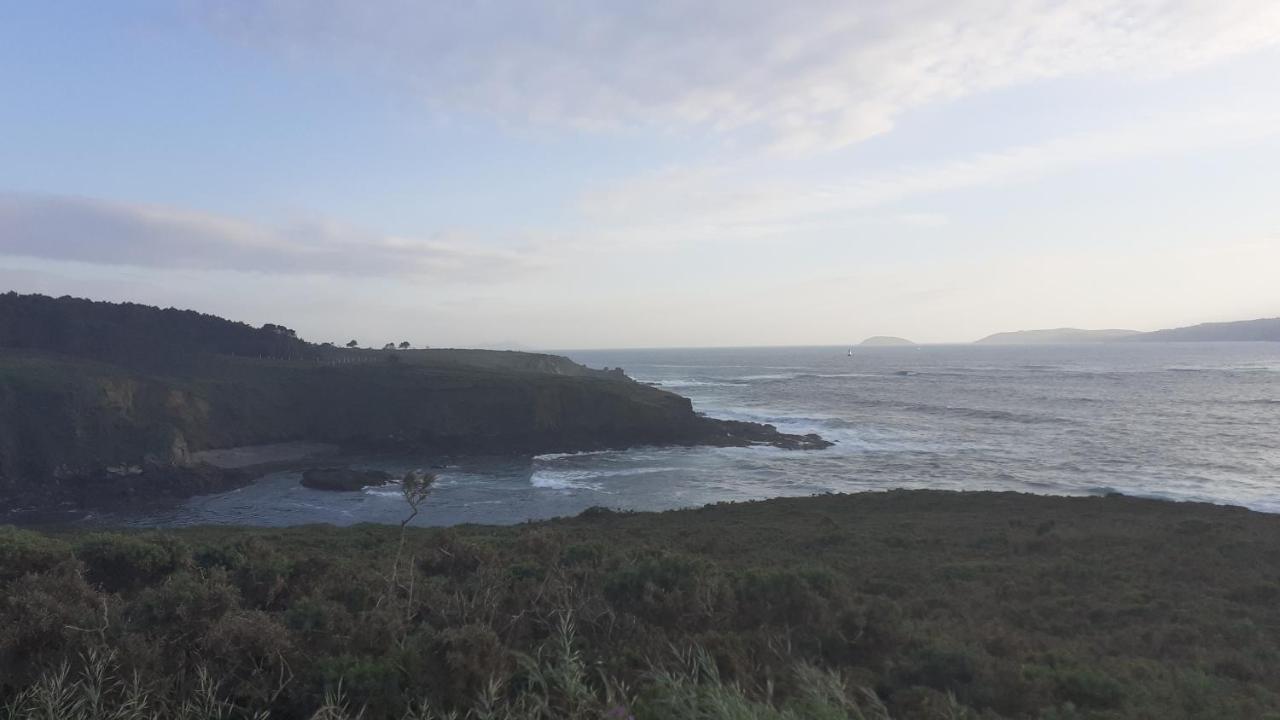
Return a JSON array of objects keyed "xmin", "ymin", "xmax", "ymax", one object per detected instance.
[{"xmin": 93, "ymin": 343, "xmax": 1280, "ymax": 527}]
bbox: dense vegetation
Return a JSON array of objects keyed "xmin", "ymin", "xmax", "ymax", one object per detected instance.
[
  {"xmin": 0, "ymin": 292, "xmax": 317, "ymax": 369},
  {"xmin": 3, "ymin": 490, "xmax": 1278, "ymax": 719}
]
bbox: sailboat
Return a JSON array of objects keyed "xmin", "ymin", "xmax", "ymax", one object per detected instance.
[{"xmin": 847, "ymin": 348, "xmax": 853, "ymax": 357}]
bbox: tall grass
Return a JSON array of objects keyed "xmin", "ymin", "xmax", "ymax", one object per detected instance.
[{"xmin": 3, "ymin": 616, "xmax": 891, "ymax": 720}]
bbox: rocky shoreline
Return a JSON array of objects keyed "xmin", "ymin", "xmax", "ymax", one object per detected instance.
[{"xmin": 1, "ymin": 416, "xmax": 831, "ymax": 521}]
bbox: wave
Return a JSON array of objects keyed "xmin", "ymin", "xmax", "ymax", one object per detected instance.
[
  {"xmin": 530, "ymin": 467, "xmax": 678, "ymax": 491},
  {"xmin": 533, "ymin": 450, "xmax": 615, "ymax": 461},
  {"xmin": 639, "ymin": 378, "xmax": 743, "ymax": 388},
  {"xmin": 1166, "ymin": 365, "xmax": 1280, "ymax": 374}
]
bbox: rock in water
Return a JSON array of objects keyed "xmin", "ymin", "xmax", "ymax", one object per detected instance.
[{"xmin": 301, "ymin": 467, "xmax": 392, "ymax": 492}]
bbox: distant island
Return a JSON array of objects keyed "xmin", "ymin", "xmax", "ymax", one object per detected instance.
[
  {"xmin": 974, "ymin": 328, "xmax": 1140, "ymax": 345},
  {"xmin": 859, "ymin": 335, "xmax": 915, "ymax": 346},
  {"xmin": 1119, "ymin": 317, "xmax": 1280, "ymax": 343}
]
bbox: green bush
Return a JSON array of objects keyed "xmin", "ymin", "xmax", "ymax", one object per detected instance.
[
  {"xmin": 194, "ymin": 536, "xmax": 293, "ymax": 608},
  {"xmin": 129, "ymin": 569, "xmax": 240, "ymax": 639},
  {"xmin": 604, "ymin": 553, "xmax": 718, "ymax": 626},
  {"xmin": 75, "ymin": 533, "xmax": 188, "ymax": 592},
  {"xmin": 199, "ymin": 609, "xmax": 296, "ymax": 706},
  {"xmin": 317, "ymin": 654, "xmax": 406, "ymax": 718},
  {"xmin": 1054, "ymin": 667, "xmax": 1125, "ymax": 709},
  {"xmin": 895, "ymin": 644, "xmax": 978, "ymax": 695},
  {"xmin": 732, "ymin": 568, "xmax": 839, "ymax": 627},
  {"xmin": 418, "ymin": 531, "xmax": 493, "ymax": 578},
  {"xmin": 434, "ymin": 623, "xmax": 508, "ymax": 707},
  {"xmin": 0, "ymin": 526, "xmax": 73, "ymax": 581},
  {"xmin": 0, "ymin": 566, "xmax": 103, "ymax": 684},
  {"xmin": 560, "ymin": 541, "xmax": 606, "ymax": 568}
]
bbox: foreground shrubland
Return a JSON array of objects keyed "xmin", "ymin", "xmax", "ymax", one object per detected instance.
[{"xmin": 2, "ymin": 490, "xmax": 1279, "ymax": 719}]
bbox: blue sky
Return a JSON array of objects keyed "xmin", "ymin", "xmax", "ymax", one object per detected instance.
[{"xmin": 2, "ymin": 1, "xmax": 1278, "ymax": 348}]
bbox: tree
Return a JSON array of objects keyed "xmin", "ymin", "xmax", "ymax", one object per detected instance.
[
  {"xmin": 346, "ymin": 340, "xmax": 358, "ymax": 348},
  {"xmin": 382, "ymin": 343, "xmax": 396, "ymax": 350},
  {"xmin": 398, "ymin": 341, "xmax": 410, "ymax": 350},
  {"xmin": 382, "ymin": 470, "xmax": 436, "ymax": 605}
]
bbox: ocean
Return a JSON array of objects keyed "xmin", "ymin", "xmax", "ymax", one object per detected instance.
[{"xmin": 94, "ymin": 343, "xmax": 1280, "ymax": 527}]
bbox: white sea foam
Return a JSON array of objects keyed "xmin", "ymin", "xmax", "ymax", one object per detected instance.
[
  {"xmin": 641, "ymin": 378, "xmax": 739, "ymax": 388},
  {"xmin": 533, "ymin": 450, "xmax": 614, "ymax": 462},
  {"xmin": 362, "ymin": 487, "xmax": 403, "ymax": 498},
  {"xmin": 530, "ymin": 467, "xmax": 678, "ymax": 491}
]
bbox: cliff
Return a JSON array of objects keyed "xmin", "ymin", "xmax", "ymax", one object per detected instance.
[
  {"xmin": 0, "ymin": 350, "xmax": 827, "ymax": 512},
  {"xmin": 0, "ymin": 293, "xmax": 829, "ymax": 512}
]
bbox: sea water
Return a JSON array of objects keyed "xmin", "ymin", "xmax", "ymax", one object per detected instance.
[{"xmin": 93, "ymin": 343, "xmax": 1280, "ymax": 527}]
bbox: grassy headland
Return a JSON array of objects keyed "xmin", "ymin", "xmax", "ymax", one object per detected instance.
[
  {"xmin": 0, "ymin": 293, "xmax": 826, "ymax": 515},
  {"xmin": 3, "ymin": 490, "xmax": 1278, "ymax": 719}
]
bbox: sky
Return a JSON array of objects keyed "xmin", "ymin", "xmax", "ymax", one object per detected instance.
[{"xmin": 1, "ymin": 1, "xmax": 1279, "ymax": 348}]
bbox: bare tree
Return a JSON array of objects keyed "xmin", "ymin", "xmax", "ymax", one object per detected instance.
[{"xmin": 383, "ymin": 470, "xmax": 436, "ymax": 604}]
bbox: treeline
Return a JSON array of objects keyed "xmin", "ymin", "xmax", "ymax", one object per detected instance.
[{"xmin": 0, "ymin": 293, "xmax": 319, "ymax": 367}]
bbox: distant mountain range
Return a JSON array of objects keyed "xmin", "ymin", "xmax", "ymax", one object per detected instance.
[
  {"xmin": 1118, "ymin": 317, "xmax": 1280, "ymax": 343},
  {"xmin": 973, "ymin": 317, "xmax": 1280, "ymax": 345},
  {"xmin": 860, "ymin": 336, "xmax": 915, "ymax": 346},
  {"xmin": 974, "ymin": 328, "xmax": 1140, "ymax": 345}
]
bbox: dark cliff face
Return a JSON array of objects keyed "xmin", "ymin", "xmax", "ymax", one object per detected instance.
[
  {"xmin": 0, "ymin": 351, "xmax": 827, "ymax": 509},
  {"xmin": 0, "ymin": 293, "xmax": 829, "ymax": 511}
]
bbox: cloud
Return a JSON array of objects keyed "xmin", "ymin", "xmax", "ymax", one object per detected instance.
[
  {"xmin": 0, "ymin": 193, "xmax": 541, "ymax": 278},
  {"xmin": 202, "ymin": 0, "xmax": 1280, "ymax": 152},
  {"xmin": 577, "ymin": 106, "xmax": 1280, "ymax": 243}
]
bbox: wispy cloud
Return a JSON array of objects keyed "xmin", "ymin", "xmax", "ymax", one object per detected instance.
[
  {"xmin": 0, "ymin": 193, "xmax": 542, "ymax": 278},
  {"xmin": 578, "ymin": 107, "xmax": 1280, "ymax": 243},
  {"xmin": 202, "ymin": 0, "xmax": 1280, "ymax": 152}
]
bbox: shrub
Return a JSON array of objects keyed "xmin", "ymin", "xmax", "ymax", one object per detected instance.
[
  {"xmin": 200, "ymin": 609, "xmax": 295, "ymax": 707},
  {"xmin": 732, "ymin": 568, "xmax": 839, "ymax": 627},
  {"xmin": 1055, "ymin": 667, "xmax": 1125, "ymax": 710},
  {"xmin": 194, "ymin": 536, "xmax": 293, "ymax": 608},
  {"xmin": 284, "ymin": 596, "xmax": 354, "ymax": 640},
  {"xmin": 895, "ymin": 644, "xmax": 978, "ymax": 695},
  {"xmin": 317, "ymin": 654, "xmax": 405, "ymax": 718},
  {"xmin": 604, "ymin": 553, "xmax": 716, "ymax": 626},
  {"xmin": 129, "ymin": 569, "xmax": 240, "ymax": 640},
  {"xmin": 560, "ymin": 541, "xmax": 606, "ymax": 569},
  {"xmin": 433, "ymin": 624, "xmax": 508, "ymax": 707},
  {"xmin": 0, "ymin": 566, "xmax": 103, "ymax": 684},
  {"xmin": 418, "ymin": 532, "xmax": 493, "ymax": 578},
  {"xmin": 0, "ymin": 526, "xmax": 74, "ymax": 581},
  {"xmin": 75, "ymin": 533, "xmax": 188, "ymax": 592}
]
